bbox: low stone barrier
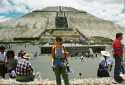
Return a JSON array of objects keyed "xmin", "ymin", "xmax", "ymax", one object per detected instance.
[{"xmin": 0, "ymin": 78, "xmax": 123, "ymax": 85}]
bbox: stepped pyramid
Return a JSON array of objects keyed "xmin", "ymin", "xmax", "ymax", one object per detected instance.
[{"xmin": 0, "ymin": 6, "xmax": 122, "ymax": 44}]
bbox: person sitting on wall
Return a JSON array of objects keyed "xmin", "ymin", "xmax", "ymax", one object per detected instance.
[
  {"xmin": 6, "ymin": 50, "xmax": 17, "ymax": 78},
  {"xmin": 16, "ymin": 50, "xmax": 26, "ymax": 61},
  {"xmin": 16, "ymin": 53, "xmax": 34, "ymax": 82},
  {"xmin": 97, "ymin": 51, "xmax": 113, "ymax": 77},
  {"xmin": 0, "ymin": 46, "xmax": 7, "ymax": 78}
]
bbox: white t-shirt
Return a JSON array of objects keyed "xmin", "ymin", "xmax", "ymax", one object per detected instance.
[{"xmin": 0, "ymin": 52, "xmax": 6, "ymax": 62}]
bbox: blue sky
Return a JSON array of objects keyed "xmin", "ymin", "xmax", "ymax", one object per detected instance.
[{"xmin": 0, "ymin": 12, "xmax": 24, "ymax": 18}]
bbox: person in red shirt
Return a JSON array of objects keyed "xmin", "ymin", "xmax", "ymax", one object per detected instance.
[{"xmin": 113, "ymin": 33, "xmax": 124, "ymax": 83}]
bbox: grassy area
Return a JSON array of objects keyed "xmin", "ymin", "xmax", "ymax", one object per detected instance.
[{"xmin": 0, "ymin": 25, "xmax": 14, "ymax": 29}]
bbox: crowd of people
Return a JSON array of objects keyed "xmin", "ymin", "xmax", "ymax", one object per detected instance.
[
  {"xmin": 51, "ymin": 33, "xmax": 125, "ymax": 85},
  {"xmin": 0, "ymin": 32, "xmax": 124, "ymax": 85},
  {"xmin": 0, "ymin": 47, "xmax": 34, "ymax": 82}
]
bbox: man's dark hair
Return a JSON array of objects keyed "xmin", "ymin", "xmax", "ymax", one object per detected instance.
[
  {"xmin": 116, "ymin": 33, "xmax": 123, "ymax": 39},
  {"xmin": 18, "ymin": 50, "xmax": 26, "ymax": 57},
  {"xmin": 56, "ymin": 37, "xmax": 63, "ymax": 42},
  {"xmin": 0, "ymin": 46, "xmax": 5, "ymax": 50},
  {"xmin": 6, "ymin": 50, "xmax": 15, "ymax": 59}
]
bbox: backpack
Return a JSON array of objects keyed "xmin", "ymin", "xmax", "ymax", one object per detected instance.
[
  {"xmin": 99, "ymin": 60, "xmax": 108, "ymax": 71},
  {"xmin": 97, "ymin": 60, "xmax": 110, "ymax": 77},
  {"xmin": 53, "ymin": 45, "xmax": 66, "ymax": 67}
]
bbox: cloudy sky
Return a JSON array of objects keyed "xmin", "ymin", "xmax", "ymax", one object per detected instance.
[
  {"xmin": 0, "ymin": 0, "xmax": 125, "ymax": 27},
  {"xmin": 84, "ymin": 0, "xmax": 122, "ymax": 3},
  {"xmin": 0, "ymin": 0, "xmax": 124, "ymax": 15}
]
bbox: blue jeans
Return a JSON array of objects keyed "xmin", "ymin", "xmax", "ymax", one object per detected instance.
[{"xmin": 114, "ymin": 56, "xmax": 124, "ymax": 76}]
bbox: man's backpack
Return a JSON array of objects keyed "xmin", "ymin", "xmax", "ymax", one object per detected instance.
[
  {"xmin": 53, "ymin": 45, "xmax": 66, "ymax": 67},
  {"xmin": 97, "ymin": 60, "xmax": 110, "ymax": 77},
  {"xmin": 99, "ymin": 60, "xmax": 108, "ymax": 71}
]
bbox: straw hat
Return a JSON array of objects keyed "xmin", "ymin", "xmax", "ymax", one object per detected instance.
[
  {"xmin": 101, "ymin": 51, "xmax": 111, "ymax": 57},
  {"xmin": 23, "ymin": 53, "xmax": 31, "ymax": 59}
]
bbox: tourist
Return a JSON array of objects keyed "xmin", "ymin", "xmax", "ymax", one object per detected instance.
[
  {"xmin": 51, "ymin": 37, "xmax": 70, "ymax": 85},
  {"xmin": 16, "ymin": 50, "xmax": 26, "ymax": 61},
  {"xmin": 97, "ymin": 51, "xmax": 113, "ymax": 77},
  {"xmin": 113, "ymin": 33, "xmax": 124, "ymax": 83},
  {"xmin": 0, "ymin": 46, "xmax": 7, "ymax": 78},
  {"xmin": 6, "ymin": 50, "xmax": 17, "ymax": 78},
  {"xmin": 16, "ymin": 53, "xmax": 34, "ymax": 82}
]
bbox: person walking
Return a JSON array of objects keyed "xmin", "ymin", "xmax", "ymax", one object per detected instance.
[
  {"xmin": 113, "ymin": 33, "xmax": 124, "ymax": 83},
  {"xmin": 51, "ymin": 37, "xmax": 70, "ymax": 85}
]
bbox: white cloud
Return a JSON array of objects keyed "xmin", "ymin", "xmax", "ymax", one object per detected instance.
[
  {"xmin": 0, "ymin": 0, "xmax": 124, "ymax": 27},
  {"xmin": 84, "ymin": 0, "xmax": 123, "ymax": 4},
  {"xmin": 0, "ymin": 8, "xmax": 10, "ymax": 13},
  {"xmin": 0, "ymin": 0, "xmax": 124, "ymax": 15}
]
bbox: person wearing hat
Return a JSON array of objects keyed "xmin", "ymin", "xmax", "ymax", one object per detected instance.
[
  {"xmin": 97, "ymin": 51, "xmax": 113, "ymax": 77},
  {"xmin": 16, "ymin": 50, "xmax": 26, "ymax": 61},
  {"xmin": 16, "ymin": 53, "xmax": 34, "ymax": 82}
]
